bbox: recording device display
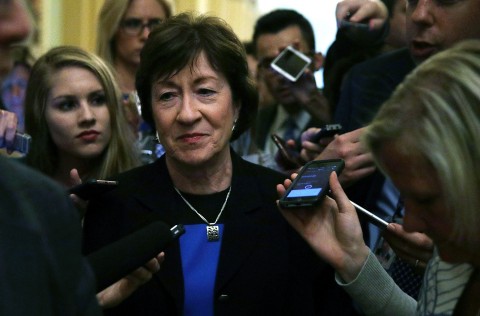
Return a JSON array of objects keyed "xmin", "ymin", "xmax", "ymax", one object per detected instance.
[
  {"xmin": 279, "ymin": 159, "xmax": 344, "ymax": 208},
  {"xmin": 270, "ymin": 46, "xmax": 312, "ymax": 82},
  {"xmin": 12, "ymin": 132, "xmax": 32, "ymax": 154},
  {"xmin": 87, "ymin": 222, "xmax": 185, "ymax": 291},
  {"xmin": 68, "ymin": 179, "xmax": 118, "ymax": 200},
  {"xmin": 271, "ymin": 133, "xmax": 302, "ymax": 169},
  {"xmin": 350, "ymin": 200, "xmax": 389, "ymax": 229},
  {"xmin": 308, "ymin": 124, "xmax": 343, "ymax": 143}
]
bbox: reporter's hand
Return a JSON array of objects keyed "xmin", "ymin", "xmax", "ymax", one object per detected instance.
[
  {"xmin": 336, "ymin": 0, "xmax": 388, "ymax": 30},
  {"xmin": 289, "ymin": 69, "xmax": 331, "ymax": 124},
  {"xmin": 300, "ymin": 127, "xmax": 336, "ymax": 162},
  {"xmin": 68, "ymin": 168, "xmax": 88, "ymax": 217},
  {"xmin": 313, "ymin": 127, "xmax": 376, "ymax": 188},
  {"xmin": 96, "ymin": 252, "xmax": 165, "ymax": 309},
  {"xmin": 277, "ymin": 172, "xmax": 370, "ymax": 282},
  {"xmin": 0, "ymin": 109, "xmax": 18, "ymax": 154},
  {"xmin": 384, "ymin": 224, "xmax": 434, "ymax": 273}
]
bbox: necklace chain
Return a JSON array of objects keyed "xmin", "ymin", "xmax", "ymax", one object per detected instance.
[{"xmin": 174, "ymin": 186, "xmax": 231, "ymax": 225}]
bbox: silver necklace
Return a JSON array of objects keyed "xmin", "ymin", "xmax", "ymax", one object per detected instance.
[{"xmin": 174, "ymin": 186, "xmax": 231, "ymax": 242}]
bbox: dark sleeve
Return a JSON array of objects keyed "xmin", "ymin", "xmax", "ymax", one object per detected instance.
[{"xmin": 1, "ymin": 158, "xmax": 101, "ymax": 315}]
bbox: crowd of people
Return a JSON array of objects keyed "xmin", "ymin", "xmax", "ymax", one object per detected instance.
[{"xmin": 1, "ymin": 0, "xmax": 479, "ymax": 314}]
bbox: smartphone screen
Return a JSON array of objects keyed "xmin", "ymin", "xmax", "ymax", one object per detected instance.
[
  {"xmin": 280, "ymin": 159, "xmax": 344, "ymax": 208},
  {"xmin": 271, "ymin": 46, "xmax": 312, "ymax": 82}
]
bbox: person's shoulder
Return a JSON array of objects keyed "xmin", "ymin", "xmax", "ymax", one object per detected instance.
[
  {"xmin": 350, "ymin": 48, "xmax": 414, "ymax": 75},
  {"xmin": 111, "ymin": 155, "xmax": 165, "ymax": 182},
  {"xmin": 0, "ymin": 156, "xmax": 63, "ymax": 194},
  {"xmin": 234, "ymin": 152, "xmax": 286, "ymax": 184}
]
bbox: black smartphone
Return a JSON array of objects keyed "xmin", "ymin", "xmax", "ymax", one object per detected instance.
[
  {"xmin": 12, "ymin": 132, "xmax": 32, "ymax": 154},
  {"xmin": 279, "ymin": 159, "xmax": 345, "ymax": 208},
  {"xmin": 308, "ymin": 124, "xmax": 343, "ymax": 143},
  {"xmin": 68, "ymin": 179, "xmax": 119, "ymax": 200},
  {"xmin": 339, "ymin": 19, "xmax": 370, "ymax": 30},
  {"xmin": 271, "ymin": 133, "xmax": 302, "ymax": 169},
  {"xmin": 270, "ymin": 46, "xmax": 312, "ymax": 82}
]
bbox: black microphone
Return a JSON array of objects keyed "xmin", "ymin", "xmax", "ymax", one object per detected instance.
[{"xmin": 87, "ymin": 221, "xmax": 184, "ymax": 291}]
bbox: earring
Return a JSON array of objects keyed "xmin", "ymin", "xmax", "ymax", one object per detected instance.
[
  {"xmin": 231, "ymin": 119, "xmax": 237, "ymax": 132},
  {"xmin": 155, "ymin": 131, "xmax": 161, "ymax": 143}
]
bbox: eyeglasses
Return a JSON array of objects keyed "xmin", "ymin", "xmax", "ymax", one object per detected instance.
[{"xmin": 120, "ymin": 18, "xmax": 162, "ymax": 36}]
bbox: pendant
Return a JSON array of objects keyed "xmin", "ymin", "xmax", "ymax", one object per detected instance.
[{"xmin": 206, "ymin": 225, "xmax": 220, "ymax": 242}]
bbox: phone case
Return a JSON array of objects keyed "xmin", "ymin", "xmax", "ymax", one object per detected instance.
[
  {"xmin": 271, "ymin": 133, "xmax": 302, "ymax": 169},
  {"xmin": 308, "ymin": 124, "xmax": 343, "ymax": 143},
  {"xmin": 68, "ymin": 179, "xmax": 118, "ymax": 200},
  {"xmin": 270, "ymin": 46, "xmax": 312, "ymax": 82},
  {"xmin": 279, "ymin": 159, "xmax": 344, "ymax": 208}
]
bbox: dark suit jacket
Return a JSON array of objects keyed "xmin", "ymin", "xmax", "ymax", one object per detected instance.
[
  {"xmin": 83, "ymin": 151, "xmax": 358, "ymax": 316},
  {"xmin": 0, "ymin": 157, "xmax": 100, "ymax": 315},
  {"xmin": 255, "ymin": 104, "xmax": 322, "ymax": 152},
  {"xmin": 333, "ymin": 48, "xmax": 416, "ymax": 236},
  {"xmin": 334, "ymin": 48, "xmax": 415, "ymax": 132}
]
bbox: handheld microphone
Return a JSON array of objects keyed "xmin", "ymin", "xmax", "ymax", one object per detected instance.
[{"xmin": 87, "ymin": 221, "xmax": 184, "ymax": 291}]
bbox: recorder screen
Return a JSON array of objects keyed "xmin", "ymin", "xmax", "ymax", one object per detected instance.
[{"xmin": 286, "ymin": 164, "xmax": 338, "ymax": 198}]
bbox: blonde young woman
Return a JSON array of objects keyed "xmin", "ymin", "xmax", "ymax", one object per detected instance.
[
  {"xmin": 96, "ymin": 0, "xmax": 172, "ymax": 96},
  {"xmin": 24, "ymin": 46, "xmax": 140, "ymax": 187},
  {"xmin": 97, "ymin": 0, "xmax": 173, "ymax": 161}
]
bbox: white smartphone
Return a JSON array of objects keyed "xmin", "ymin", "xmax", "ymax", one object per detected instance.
[{"xmin": 270, "ymin": 46, "xmax": 312, "ymax": 82}]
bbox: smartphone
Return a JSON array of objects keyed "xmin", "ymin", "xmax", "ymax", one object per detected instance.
[
  {"xmin": 279, "ymin": 159, "xmax": 345, "ymax": 208},
  {"xmin": 12, "ymin": 132, "xmax": 32, "ymax": 154},
  {"xmin": 270, "ymin": 46, "xmax": 312, "ymax": 82},
  {"xmin": 271, "ymin": 133, "xmax": 302, "ymax": 169},
  {"xmin": 68, "ymin": 179, "xmax": 119, "ymax": 200},
  {"xmin": 350, "ymin": 200, "xmax": 389, "ymax": 229},
  {"xmin": 308, "ymin": 124, "xmax": 343, "ymax": 143},
  {"xmin": 339, "ymin": 20, "xmax": 370, "ymax": 30}
]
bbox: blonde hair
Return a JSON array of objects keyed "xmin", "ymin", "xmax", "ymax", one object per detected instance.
[
  {"xmin": 24, "ymin": 46, "xmax": 141, "ymax": 180},
  {"xmin": 96, "ymin": 0, "xmax": 172, "ymax": 66},
  {"xmin": 364, "ymin": 40, "xmax": 480, "ymax": 249}
]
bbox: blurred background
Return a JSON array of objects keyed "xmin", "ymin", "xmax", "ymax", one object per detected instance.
[{"xmin": 30, "ymin": 0, "xmax": 341, "ymax": 86}]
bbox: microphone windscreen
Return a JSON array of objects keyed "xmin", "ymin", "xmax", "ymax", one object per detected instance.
[{"xmin": 87, "ymin": 221, "xmax": 173, "ymax": 292}]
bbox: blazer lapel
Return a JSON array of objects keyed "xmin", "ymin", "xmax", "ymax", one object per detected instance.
[
  {"xmin": 214, "ymin": 153, "xmax": 267, "ymax": 291},
  {"xmin": 128, "ymin": 158, "xmax": 185, "ymax": 312}
]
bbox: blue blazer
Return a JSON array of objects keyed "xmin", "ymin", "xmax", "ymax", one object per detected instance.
[{"xmin": 83, "ymin": 151, "xmax": 358, "ymax": 315}]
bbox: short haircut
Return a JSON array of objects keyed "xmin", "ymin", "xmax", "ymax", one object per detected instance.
[
  {"xmin": 252, "ymin": 9, "xmax": 315, "ymax": 56},
  {"xmin": 136, "ymin": 12, "xmax": 258, "ymax": 141}
]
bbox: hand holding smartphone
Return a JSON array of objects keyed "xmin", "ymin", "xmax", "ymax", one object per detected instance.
[
  {"xmin": 308, "ymin": 124, "xmax": 343, "ymax": 143},
  {"xmin": 68, "ymin": 179, "xmax": 119, "ymax": 200},
  {"xmin": 279, "ymin": 159, "xmax": 344, "ymax": 208},
  {"xmin": 12, "ymin": 132, "xmax": 31, "ymax": 154},
  {"xmin": 271, "ymin": 133, "xmax": 302, "ymax": 169}
]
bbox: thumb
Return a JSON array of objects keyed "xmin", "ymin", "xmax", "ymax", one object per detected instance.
[{"xmin": 329, "ymin": 172, "xmax": 354, "ymax": 215}]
